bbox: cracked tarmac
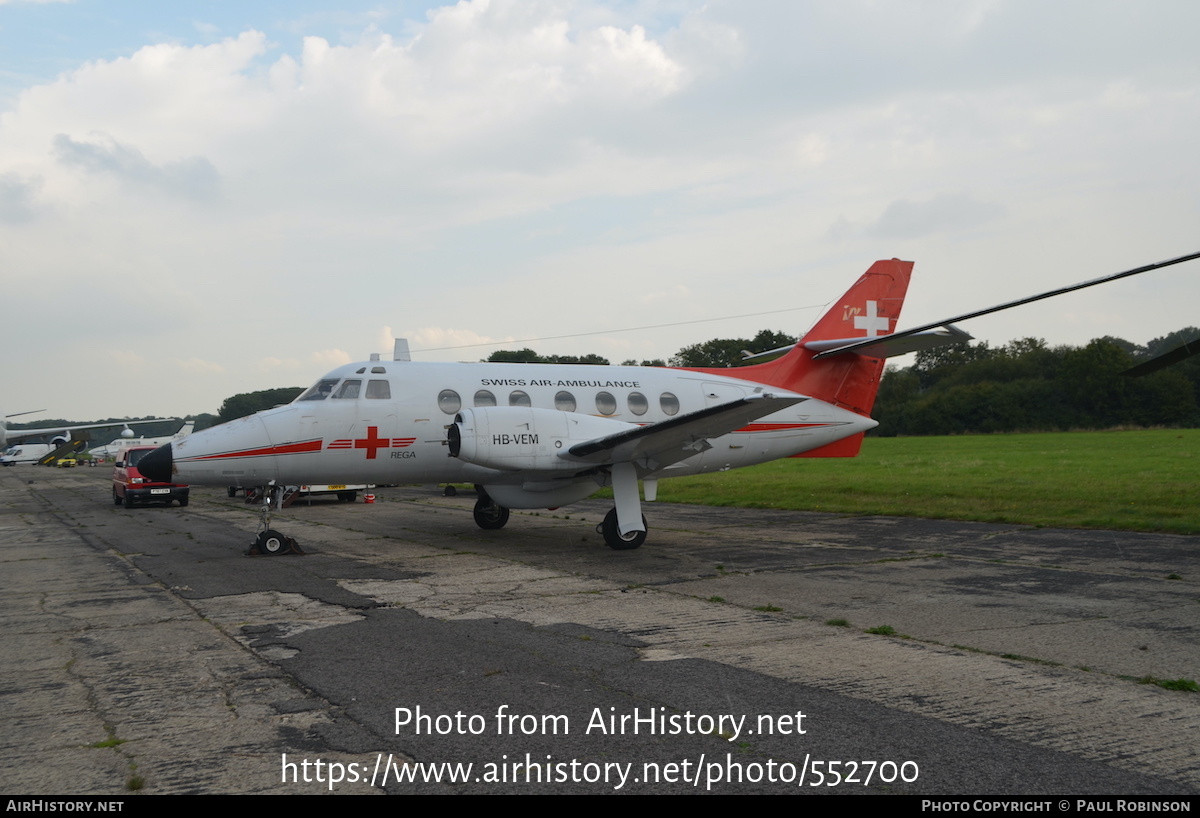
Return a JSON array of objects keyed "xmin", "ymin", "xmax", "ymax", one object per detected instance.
[{"xmin": 1, "ymin": 467, "xmax": 1197, "ymax": 794}]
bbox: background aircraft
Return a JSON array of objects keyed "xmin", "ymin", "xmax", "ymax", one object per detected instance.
[
  {"xmin": 88, "ymin": 420, "xmax": 194, "ymax": 460},
  {"xmin": 1, "ymin": 414, "xmax": 174, "ymax": 461}
]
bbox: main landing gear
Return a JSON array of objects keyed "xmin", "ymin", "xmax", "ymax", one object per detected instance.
[
  {"xmin": 469, "ymin": 468, "xmax": 651, "ymax": 550},
  {"xmin": 472, "ymin": 487, "xmax": 510, "ymax": 530},
  {"xmin": 250, "ymin": 482, "xmax": 303, "ymax": 556},
  {"xmin": 599, "ymin": 508, "xmax": 646, "ymax": 550}
]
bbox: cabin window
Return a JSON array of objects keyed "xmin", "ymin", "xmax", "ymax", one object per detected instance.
[
  {"xmin": 332, "ymin": 379, "xmax": 362, "ymax": 399},
  {"xmin": 509, "ymin": 390, "xmax": 531, "ymax": 407},
  {"xmin": 555, "ymin": 391, "xmax": 576, "ymax": 412},
  {"xmin": 628, "ymin": 392, "xmax": 648, "ymax": 416},
  {"xmin": 595, "ymin": 391, "xmax": 617, "ymax": 415},
  {"xmin": 438, "ymin": 390, "xmax": 462, "ymax": 414},
  {"xmin": 366, "ymin": 380, "xmax": 391, "ymax": 399},
  {"xmin": 660, "ymin": 392, "xmax": 680, "ymax": 416},
  {"xmin": 297, "ymin": 379, "xmax": 339, "ymax": 401},
  {"xmin": 474, "ymin": 390, "xmax": 497, "ymax": 407}
]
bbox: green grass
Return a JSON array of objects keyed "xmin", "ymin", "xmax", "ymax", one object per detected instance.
[{"xmin": 645, "ymin": 429, "xmax": 1200, "ymax": 534}]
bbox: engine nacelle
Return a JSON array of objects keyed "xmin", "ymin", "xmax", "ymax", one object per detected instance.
[{"xmin": 448, "ymin": 406, "xmax": 633, "ymax": 472}]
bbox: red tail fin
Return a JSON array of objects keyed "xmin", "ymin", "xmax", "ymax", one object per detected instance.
[{"xmin": 687, "ymin": 257, "xmax": 913, "ymax": 417}]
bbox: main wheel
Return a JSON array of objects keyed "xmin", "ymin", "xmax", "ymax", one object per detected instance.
[
  {"xmin": 257, "ymin": 529, "xmax": 288, "ymax": 555},
  {"xmin": 601, "ymin": 508, "xmax": 647, "ymax": 550},
  {"xmin": 473, "ymin": 499, "xmax": 510, "ymax": 530}
]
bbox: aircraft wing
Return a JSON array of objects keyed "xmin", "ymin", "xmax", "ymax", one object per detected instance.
[{"xmin": 564, "ymin": 393, "xmax": 808, "ymax": 471}]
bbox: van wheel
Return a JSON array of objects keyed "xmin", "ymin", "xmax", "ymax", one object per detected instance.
[
  {"xmin": 113, "ymin": 488, "xmax": 122, "ymax": 506},
  {"xmin": 123, "ymin": 493, "xmax": 134, "ymax": 509}
]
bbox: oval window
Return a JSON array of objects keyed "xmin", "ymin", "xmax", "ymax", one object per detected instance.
[
  {"xmin": 595, "ymin": 391, "xmax": 617, "ymax": 415},
  {"xmin": 628, "ymin": 392, "xmax": 648, "ymax": 416},
  {"xmin": 509, "ymin": 390, "xmax": 531, "ymax": 407},
  {"xmin": 555, "ymin": 391, "xmax": 577, "ymax": 412},
  {"xmin": 438, "ymin": 389, "xmax": 462, "ymax": 414},
  {"xmin": 474, "ymin": 390, "xmax": 497, "ymax": 407},
  {"xmin": 660, "ymin": 392, "xmax": 680, "ymax": 416}
]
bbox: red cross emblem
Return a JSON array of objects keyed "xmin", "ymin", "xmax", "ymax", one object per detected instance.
[{"xmin": 353, "ymin": 426, "xmax": 390, "ymax": 459}]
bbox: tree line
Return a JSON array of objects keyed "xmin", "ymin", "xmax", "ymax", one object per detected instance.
[{"xmin": 872, "ymin": 329, "xmax": 1200, "ymax": 435}]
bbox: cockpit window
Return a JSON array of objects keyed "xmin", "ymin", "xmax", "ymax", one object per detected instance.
[
  {"xmin": 297, "ymin": 379, "xmax": 339, "ymax": 401},
  {"xmin": 366, "ymin": 380, "xmax": 391, "ymax": 399},
  {"xmin": 333, "ymin": 379, "xmax": 362, "ymax": 399}
]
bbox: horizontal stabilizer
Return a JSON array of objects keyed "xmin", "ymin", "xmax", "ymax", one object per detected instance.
[
  {"xmin": 566, "ymin": 393, "xmax": 807, "ymax": 470},
  {"xmin": 805, "ymin": 325, "xmax": 972, "ymax": 359}
]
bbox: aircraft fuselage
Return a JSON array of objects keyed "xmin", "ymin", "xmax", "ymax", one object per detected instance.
[{"xmin": 162, "ymin": 360, "xmax": 874, "ymax": 499}]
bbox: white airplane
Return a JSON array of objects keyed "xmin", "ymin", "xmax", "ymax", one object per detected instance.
[
  {"xmin": 88, "ymin": 420, "xmax": 195, "ymax": 460},
  {"xmin": 139, "ymin": 253, "xmax": 1200, "ymax": 552},
  {"xmin": 1, "ymin": 415, "xmax": 173, "ymax": 464}
]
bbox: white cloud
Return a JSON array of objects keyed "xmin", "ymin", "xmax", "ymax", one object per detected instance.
[
  {"xmin": 1, "ymin": 0, "xmax": 1198, "ymax": 418},
  {"xmin": 52, "ymin": 132, "xmax": 220, "ymax": 199},
  {"xmin": 403, "ymin": 327, "xmax": 516, "ymax": 356},
  {"xmin": 175, "ymin": 357, "xmax": 226, "ymax": 374}
]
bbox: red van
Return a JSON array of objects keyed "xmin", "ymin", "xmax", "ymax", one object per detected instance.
[{"xmin": 112, "ymin": 446, "xmax": 190, "ymax": 508}]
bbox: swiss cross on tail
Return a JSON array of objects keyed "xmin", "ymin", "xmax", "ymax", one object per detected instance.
[
  {"xmin": 853, "ymin": 301, "xmax": 890, "ymax": 337},
  {"xmin": 326, "ymin": 427, "xmax": 416, "ymax": 459}
]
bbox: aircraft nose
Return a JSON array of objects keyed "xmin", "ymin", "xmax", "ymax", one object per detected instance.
[{"xmin": 139, "ymin": 443, "xmax": 174, "ymax": 483}]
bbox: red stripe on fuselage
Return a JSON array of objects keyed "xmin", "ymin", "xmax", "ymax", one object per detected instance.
[{"xmin": 181, "ymin": 439, "xmax": 324, "ymax": 462}]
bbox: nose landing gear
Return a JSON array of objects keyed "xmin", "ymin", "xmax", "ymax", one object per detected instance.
[{"xmin": 250, "ymin": 483, "xmax": 303, "ymax": 556}]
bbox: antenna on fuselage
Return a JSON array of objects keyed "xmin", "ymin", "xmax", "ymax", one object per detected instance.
[{"xmin": 393, "ymin": 338, "xmax": 411, "ymax": 362}]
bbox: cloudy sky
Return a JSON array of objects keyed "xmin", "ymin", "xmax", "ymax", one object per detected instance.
[{"xmin": 2, "ymin": 0, "xmax": 1198, "ymax": 420}]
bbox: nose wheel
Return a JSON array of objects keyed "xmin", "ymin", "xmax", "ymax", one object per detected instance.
[{"xmin": 250, "ymin": 483, "xmax": 303, "ymax": 556}]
